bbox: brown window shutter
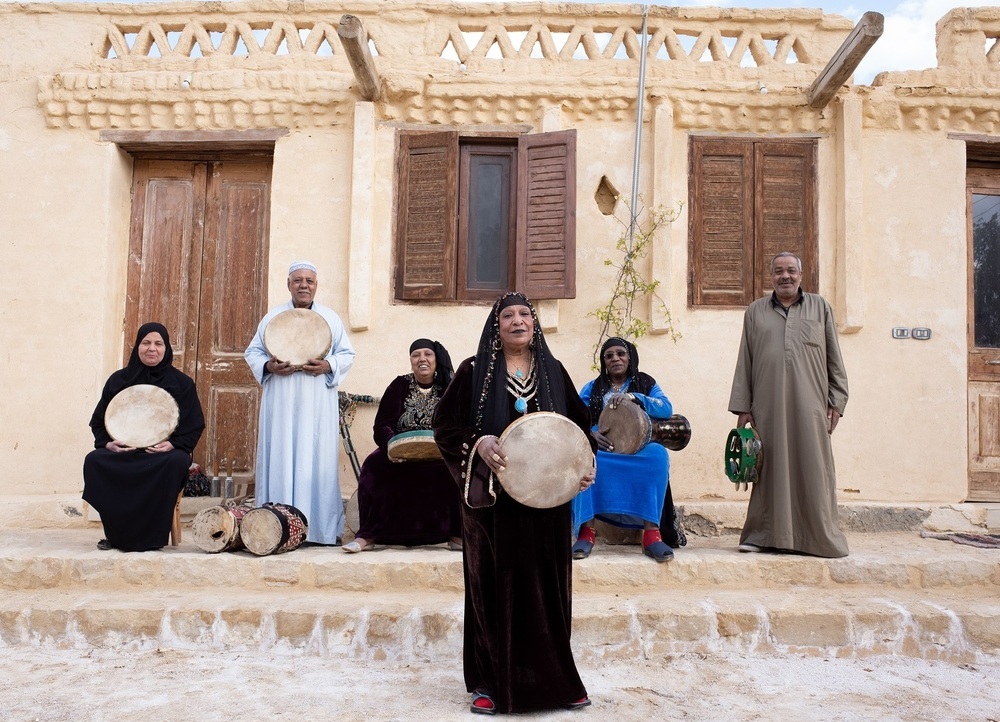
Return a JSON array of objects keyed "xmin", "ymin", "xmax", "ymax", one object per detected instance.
[
  {"xmin": 395, "ymin": 131, "xmax": 458, "ymax": 300},
  {"xmin": 754, "ymin": 141, "xmax": 817, "ymax": 296},
  {"xmin": 515, "ymin": 129, "xmax": 577, "ymax": 299},
  {"xmin": 689, "ymin": 137, "xmax": 755, "ymax": 306}
]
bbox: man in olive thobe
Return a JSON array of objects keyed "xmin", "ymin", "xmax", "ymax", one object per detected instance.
[{"xmin": 728, "ymin": 252, "xmax": 850, "ymax": 558}]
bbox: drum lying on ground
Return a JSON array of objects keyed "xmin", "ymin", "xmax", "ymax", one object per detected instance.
[
  {"xmin": 495, "ymin": 412, "xmax": 594, "ymax": 509},
  {"xmin": 104, "ymin": 384, "xmax": 179, "ymax": 449},
  {"xmin": 190, "ymin": 504, "xmax": 251, "ymax": 553},
  {"xmin": 651, "ymin": 414, "xmax": 692, "ymax": 451},
  {"xmin": 387, "ymin": 430, "xmax": 442, "ymax": 462},
  {"xmin": 240, "ymin": 502, "xmax": 309, "ymax": 555},
  {"xmin": 263, "ymin": 308, "xmax": 332, "ymax": 367},
  {"xmin": 598, "ymin": 399, "xmax": 652, "ymax": 455}
]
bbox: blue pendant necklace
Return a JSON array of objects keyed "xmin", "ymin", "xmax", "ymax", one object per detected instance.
[{"xmin": 506, "ymin": 356, "xmax": 537, "ymax": 415}]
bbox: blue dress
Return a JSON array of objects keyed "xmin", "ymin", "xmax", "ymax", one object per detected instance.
[{"xmin": 572, "ymin": 378, "xmax": 672, "ymax": 529}]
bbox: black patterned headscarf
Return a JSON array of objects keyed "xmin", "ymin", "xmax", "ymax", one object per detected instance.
[
  {"xmin": 409, "ymin": 338, "xmax": 455, "ymax": 391},
  {"xmin": 588, "ymin": 336, "xmax": 656, "ymax": 425},
  {"xmin": 470, "ymin": 292, "xmax": 568, "ymax": 437}
]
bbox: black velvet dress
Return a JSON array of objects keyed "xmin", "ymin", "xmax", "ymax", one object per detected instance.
[
  {"xmin": 433, "ymin": 357, "xmax": 593, "ymax": 714},
  {"xmin": 83, "ymin": 323, "xmax": 205, "ymax": 552},
  {"xmin": 354, "ymin": 374, "xmax": 461, "ymax": 546}
]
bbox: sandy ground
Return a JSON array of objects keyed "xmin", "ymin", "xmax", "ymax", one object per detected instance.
[{"xmin": 2, "ymin": 647, "xmax": 999, "ymax": 722}]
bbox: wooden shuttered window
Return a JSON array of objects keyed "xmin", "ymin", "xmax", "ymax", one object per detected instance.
[
  {"xmin": 689, "ymin": 137, "xmax": 817, "ymax": 306},
  {"xmin": 517, "ymin": 130, "xmax": 577, "ymax": 299},
  {"xmin": 395, "ymin": 129, "xmax": 576, "ymax": 302},
  {"xmin": 395, "ymin": 132, "xmax": 458, "ymax": 300}
]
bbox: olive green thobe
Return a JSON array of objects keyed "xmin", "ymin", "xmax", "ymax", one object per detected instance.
[{"xmin": 728, "ymin": 292, "xmax": 850, "ymax": 558}]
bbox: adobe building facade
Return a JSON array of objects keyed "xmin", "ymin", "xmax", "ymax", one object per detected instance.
[{"xmin": 1, "ymin": 2, "xmax": 999, "ymax": 511}]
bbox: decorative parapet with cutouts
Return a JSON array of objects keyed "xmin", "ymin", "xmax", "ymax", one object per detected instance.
[{"xmin": 18, "ymin": 2, "xmax": 1000, "ymax": 133}]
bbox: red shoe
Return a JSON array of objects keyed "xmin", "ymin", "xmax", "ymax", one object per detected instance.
[
  {"xmin": 565, "ymin": 696, "xmax": 592, "ymax": 710},
  {"xmin": 470, "ymin": 691, "xmax": 496, "ymax": 715}
]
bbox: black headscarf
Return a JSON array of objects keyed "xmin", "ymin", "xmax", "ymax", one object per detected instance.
[
  {"xmin": 89, "ymin": 322, "xmax": 205, "ymax": 452},
  {"xmin": 470, "ymin": 292, "xmax": 568, "ymax": 436},
  {"xmin": 409, "ymin": 338, "xmax": 455, "ymax": 391},
  {"xmin": 588, "ymin": 336, "xmax": 656, "ymax": 425},
  {"xmin": 109, "ymin": 322, "xmax": 176, "ymax": 395}
]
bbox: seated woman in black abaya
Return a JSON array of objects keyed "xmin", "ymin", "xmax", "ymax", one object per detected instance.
[
  {"xmin": 83, "ymin": 322, "xmax": 205, "ymax": 552},
  {"xmin": 343, "ymin": 339, "xmax": 461, "ymax": 553}
]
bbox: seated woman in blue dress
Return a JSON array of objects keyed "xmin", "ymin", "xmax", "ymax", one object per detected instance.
[
  {"xmin": 571, "ymin": 337, "xmax": 675, "ymax": 562},
  {"xmin": 343, "ymin": 339, "xmax": 462, "ymax": 552}
]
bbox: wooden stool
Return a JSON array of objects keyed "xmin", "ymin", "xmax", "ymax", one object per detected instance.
[{"xmin": 170, "ymin": 488, "xmax": 183, "ymax": 546}]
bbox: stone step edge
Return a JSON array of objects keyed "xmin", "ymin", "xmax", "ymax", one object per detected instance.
[
  {"xmin": 9, "ymin": 495, "xmax": 1000, "ymax": 534},
  {"xmin": 2, "ymin": 589, "xmax": 997, "ymax": 662},
  {"xmin": 3, "ymin": 552, "xmax": 998, "ymax": 593}
]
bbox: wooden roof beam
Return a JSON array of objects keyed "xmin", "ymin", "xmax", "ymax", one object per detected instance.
[
  {"xmin": 807, "ymin": 11, "xmax": 883, "ymax": 109},
  {"xmin": 338, "ymin": 14, "xmax": 382, "ymax": 102}
]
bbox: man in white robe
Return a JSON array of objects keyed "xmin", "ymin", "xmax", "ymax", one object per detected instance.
[{"xmin": 245, "ymin": 261, "xmax": 356, "ymax": 544}]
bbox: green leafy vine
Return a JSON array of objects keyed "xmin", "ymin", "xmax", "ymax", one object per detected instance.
[{"xmin": 590, "ymin": 198, "xmax": 683, "ymax": 369}]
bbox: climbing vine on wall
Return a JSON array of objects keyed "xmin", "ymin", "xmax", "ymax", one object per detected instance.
[{"xmin": 590, "ymin": 198, "xmax": 683, "ymax": 369}]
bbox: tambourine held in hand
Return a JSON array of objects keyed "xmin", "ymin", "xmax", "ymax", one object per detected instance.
[
  {"xmin": 263, "ymin": 308, "xmax": 332, "ymax": 368},
  {"xmin": 725, "ymin": 423, "xmax": 762, "ymax": 491},
  {"xmin": 104, "ymin": 384, "xmax": 180, "ymax": 449}
]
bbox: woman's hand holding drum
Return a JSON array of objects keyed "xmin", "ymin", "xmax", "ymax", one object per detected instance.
[{"xmin": 477, "ymin": 434, "xmax": 507, "ymax": 472}]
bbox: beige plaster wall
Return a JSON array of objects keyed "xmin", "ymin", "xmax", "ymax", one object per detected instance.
[{"xmin": 0, "ymin": 1, "xmax": 996, "ymax": 506}]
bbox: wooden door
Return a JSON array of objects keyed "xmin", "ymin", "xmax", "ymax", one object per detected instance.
[
  {"xmin": 126, "ymin": 158, "xmax": 271, "ymax": 486},
  {"xmin": 967, "ymin": 166, "xmax": 1000, "ymax": 501}
]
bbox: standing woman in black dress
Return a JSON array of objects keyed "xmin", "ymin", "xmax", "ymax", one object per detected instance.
[
  {"xmin": 432, "ymin": 292, "xmax": 596, "ymax": 715},
  {"xmin": 83, "ymin": 322, "xmax": 205, "ymax": 551}
]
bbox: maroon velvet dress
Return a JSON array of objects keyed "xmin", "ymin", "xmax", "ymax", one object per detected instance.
[
  {"xmin": 354, "ymin": 374, "xmax": 461, "ymax": 546},
  {"xmin": 432, "ymin": 357, "xmax": 592, "ymax": 714}
]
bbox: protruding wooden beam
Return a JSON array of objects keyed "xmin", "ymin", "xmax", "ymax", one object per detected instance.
[
  {"xmin": 338, "ymin": 14, "xmax": 382, "ymax": 101},
  {"xmin": 808, "ymin": 11, "xmax": 883, "ymax": 109}
]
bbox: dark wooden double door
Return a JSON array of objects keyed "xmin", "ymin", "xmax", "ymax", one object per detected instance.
[{"xmin": 125, "ymin": 158, "xmax": 271, "ymax": 484}]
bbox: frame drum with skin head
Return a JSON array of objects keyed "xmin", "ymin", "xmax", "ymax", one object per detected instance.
[
  {"xmin": 387, "ymin": 430, "xmax": 442, "ymax": 462},
  {"xmin": 495, "ymin": 412, "xmax": 594, "ymax": 509},
  {"xmin": 263, "ymin": 308, "xmax": 332, "ymax": 367},
  {"xmin": 104, "ymin": 384, "xmax": 179, "ymax": 449},
  {"xmin": 598, "ymin": 400, "xmax": 652, "ymax": 455}
]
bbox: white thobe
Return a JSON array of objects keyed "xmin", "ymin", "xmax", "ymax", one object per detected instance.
[{"xmin": 245, "ymin": 300, "xmax": 356, "ymax": 544}]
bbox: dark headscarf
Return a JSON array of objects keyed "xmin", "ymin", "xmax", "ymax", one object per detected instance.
[
  {"xmin": 89, "ymin": 322, "xmax": 205, "ymax": 452},
  {"xmin": 588, "ymin": 336, "xmax": 657, "ymax": 425},
  {"xmin": 470, "ymin": 292, "xmax": 568, "ymax": 436},
  {"xmin": 110, "ymin": 322, "xmax": 176, "ymax": 394},
  {"xmin": 409, "ymin": 338, "xmax": 455, "ymax": 390}
]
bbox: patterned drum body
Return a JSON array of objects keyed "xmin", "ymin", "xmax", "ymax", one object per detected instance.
[
  {"xmin": 190, "ymin": 504, "xmax": 251, "ymax": 553},
  {"xmin": 651, "ymin": 414, "xmax": 692, "ymax": 451},
  {"xmin": 240, "ymin": 503, "xmax": 309, "ymax": 555},
  {"xmin": 598, "ymin": 400, "xmax": 652, "ymax": 455},
  {"xmin": 725, "ymin": 425, "xmax": 763, "ymax": 487},
  {"xmin": 387, "ymin": 430, "xmax": 441, "ymax": 462}
]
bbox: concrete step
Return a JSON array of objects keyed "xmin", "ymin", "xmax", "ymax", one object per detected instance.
[
  {"xmin": 1, "ymin": 529, "xmax": 998, "ymax": 662},
  {"xmin": 2, "ymin": 530, "xmax": 997, "ymax": 593},
  {"xmin": 1, "ymin": 586, "xmax": 997, "ymax": 662}
]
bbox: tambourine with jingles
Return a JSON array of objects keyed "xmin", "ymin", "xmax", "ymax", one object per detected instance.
[{"xmin": 725, "ymin": 423, "xmax": 762, "ymax": 490}]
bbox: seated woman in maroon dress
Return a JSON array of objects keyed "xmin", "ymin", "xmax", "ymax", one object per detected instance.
[
  {"xmin": 343, "ymin": 339, "xmax": 461, "ymax": 553},
  {"xmin": 83, "ymin": 322, "xmax": 205, "ymax": 552}
]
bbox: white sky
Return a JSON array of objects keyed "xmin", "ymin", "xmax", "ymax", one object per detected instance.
[{"xmin": 34, "ymin": 0, "xmax": 975, "ymax": 84}]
